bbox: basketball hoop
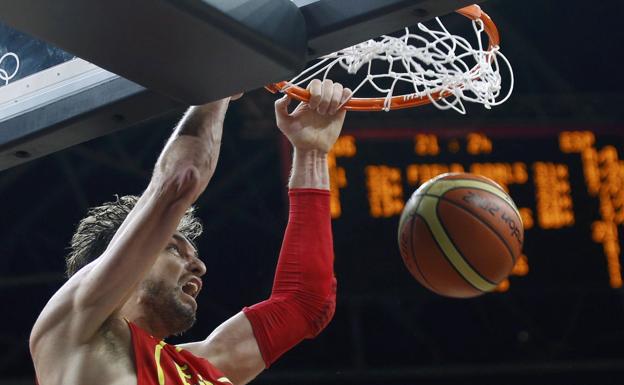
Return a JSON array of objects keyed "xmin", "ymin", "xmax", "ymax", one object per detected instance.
[
  {"xmin": 0, "ymin": 52, "xmax": 20, "ymax": 86},
  {"xmin": 266, "ymin": 4, "xmax": 513, "ymax": 113}
]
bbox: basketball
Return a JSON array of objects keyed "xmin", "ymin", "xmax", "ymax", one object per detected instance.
[{"xmin": 398, "ymin": 173, "xmax": 524, "ymax": 298}]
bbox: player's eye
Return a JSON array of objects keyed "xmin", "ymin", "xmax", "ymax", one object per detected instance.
[{"xmin": 166, "ymin": 244, "xmax": 181, "ymax": 256}]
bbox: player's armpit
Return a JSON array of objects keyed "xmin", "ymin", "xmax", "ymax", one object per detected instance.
[{"xmin": 178, "ymin": 312, "xmax": 265, "ymax": 385}]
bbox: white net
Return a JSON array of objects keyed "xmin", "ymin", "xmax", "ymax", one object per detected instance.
[
  {"xmin": 0, "ymin": 52, "xmax": 20, "ymax": 86},
  {"xmin": 283, "ymin": 16, "xmax": 513, "ymax": 113}
]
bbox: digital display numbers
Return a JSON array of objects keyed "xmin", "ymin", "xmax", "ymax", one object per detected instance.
[{"xmin": 327, "ymin": 129, "xmax": 623, "ymax": 292}]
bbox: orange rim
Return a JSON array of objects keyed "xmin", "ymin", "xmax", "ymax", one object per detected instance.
[{"xmin": 265, "ymin": 4, "xmax": 500, "ymax": 111}]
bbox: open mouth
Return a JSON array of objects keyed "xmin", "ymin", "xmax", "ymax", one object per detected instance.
[{"xmin": 181, "ymin": 278, "xmax": 201, "ymax": 298}]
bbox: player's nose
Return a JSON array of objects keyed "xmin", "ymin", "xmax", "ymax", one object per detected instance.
[{"xmin": 188, "ymin": 255, "xmax": 206, "ymax": 277}]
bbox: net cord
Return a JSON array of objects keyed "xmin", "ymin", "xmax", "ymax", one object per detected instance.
[{"xmin": 279, "ymin": 15, "xmax": 513, "ymax": 113}]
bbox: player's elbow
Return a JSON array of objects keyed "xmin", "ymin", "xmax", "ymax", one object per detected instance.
[
  {"xmin": 151, "ymin": 165, "xmax": 203, "ymax": 205},
  {"xmin": 309, "ymin": 296, "xmax": 336, "ymax": 337},
  {"xmin": 301, "ymin": 277, "xmax": 337, "ymax": 337}
]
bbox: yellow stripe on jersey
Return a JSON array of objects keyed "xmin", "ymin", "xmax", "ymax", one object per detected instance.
[{"xmin": 154, "ymin": 341, "xmax": 166, "ymax": 385}]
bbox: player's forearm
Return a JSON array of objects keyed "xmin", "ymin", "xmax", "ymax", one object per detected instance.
[
  {"xmin": 273, "ymin": 190, "xmax": 335, "ymax": 293},
  {"xmin": 176, "ymin": 101, "xmax": 230, "ymax": 138},
  {"xmin": 288, "ymin": 149, "xmax": 330, "ymax": 190},
  {"xmin": 154, "ymin": 100, "xmax": 230, "ymax": 197}
]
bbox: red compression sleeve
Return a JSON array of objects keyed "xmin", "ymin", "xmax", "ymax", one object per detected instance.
[{"xmin": 243, "ymin": 189, "xmax": 337, "ymax": 367}]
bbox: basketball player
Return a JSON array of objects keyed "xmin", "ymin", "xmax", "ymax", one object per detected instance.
[{"xmin": 30, "ymin": 79, "xmax": 351, "ymax": 385}]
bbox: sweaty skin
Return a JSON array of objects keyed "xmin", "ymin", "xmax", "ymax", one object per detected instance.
[{"xmin": 29, "ymin": 79, "xmax": 350, "ymax": 385}]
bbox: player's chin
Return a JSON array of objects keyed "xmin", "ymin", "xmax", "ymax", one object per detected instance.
[{"xmin": 179, "ymin": 290, "xmax": 198, "ymax": 312}]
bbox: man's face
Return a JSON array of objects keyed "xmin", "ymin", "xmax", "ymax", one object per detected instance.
[{"xmin": 138, "ymin": 232, "xmax": 206, "ymax": 336}]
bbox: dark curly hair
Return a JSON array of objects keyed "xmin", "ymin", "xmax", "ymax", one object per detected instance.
[{"xmin": 65, "ymin": 195, "xmax": 203, "ymax": 278}]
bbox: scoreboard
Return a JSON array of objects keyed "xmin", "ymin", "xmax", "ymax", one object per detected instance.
[
  {"xmin": 277, "ymin": 126, "xmax": 624, "ymax": 368},
  {"xmin": 326, "ymin": 128, "xmax": 624, "ymax": 294}
]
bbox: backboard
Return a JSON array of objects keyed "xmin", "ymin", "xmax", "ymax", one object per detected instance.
[
  {"xmin": 0, "ymin": 23, "xmax": 183, "ymax": 171},
  {"xmin": 0, "ymin": 0, "xmax": 484, "ymax": 170}
]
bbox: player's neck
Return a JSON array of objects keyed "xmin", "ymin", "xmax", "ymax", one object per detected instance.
[
  {"xmin": 118, "ymin": 297, "xmax": 169, "ymax": 340},
  {"xmin": 132, "ymin": 315, "xmax": 169, "ymax": 340}
]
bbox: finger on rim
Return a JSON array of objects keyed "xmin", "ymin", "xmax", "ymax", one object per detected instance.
[
  {"xmin": 327, "ymin": 82, "xmax": 344, "ymax": 115},
  {"xmin": 317, "ymin": 79, "xmax": 334, "ymax": 115},
  {"xmin": 307, "ymin": 79, "xmax": 322, "ymax": 110},
  {"xmin": 337, "ymin": 88, "xmax": 353, "ymax": 110}
]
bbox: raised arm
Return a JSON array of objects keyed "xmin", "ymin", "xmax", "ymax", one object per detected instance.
[
  {"xmin": 30, "ymin": 98, "xmax": 233, "ymax": 348},
  {"xmin": 180, "ymin": 80, "xmax": 350, "ymax": 385}
]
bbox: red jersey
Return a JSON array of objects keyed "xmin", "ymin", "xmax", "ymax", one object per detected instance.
[{"xmin": 128, "ymin": 321, "xmax": 233, "ymax": 385}]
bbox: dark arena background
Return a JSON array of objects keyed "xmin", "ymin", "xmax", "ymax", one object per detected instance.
[{"xmin": 1, "ymin": 1, "xmax": 624, "ymax": 384}]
